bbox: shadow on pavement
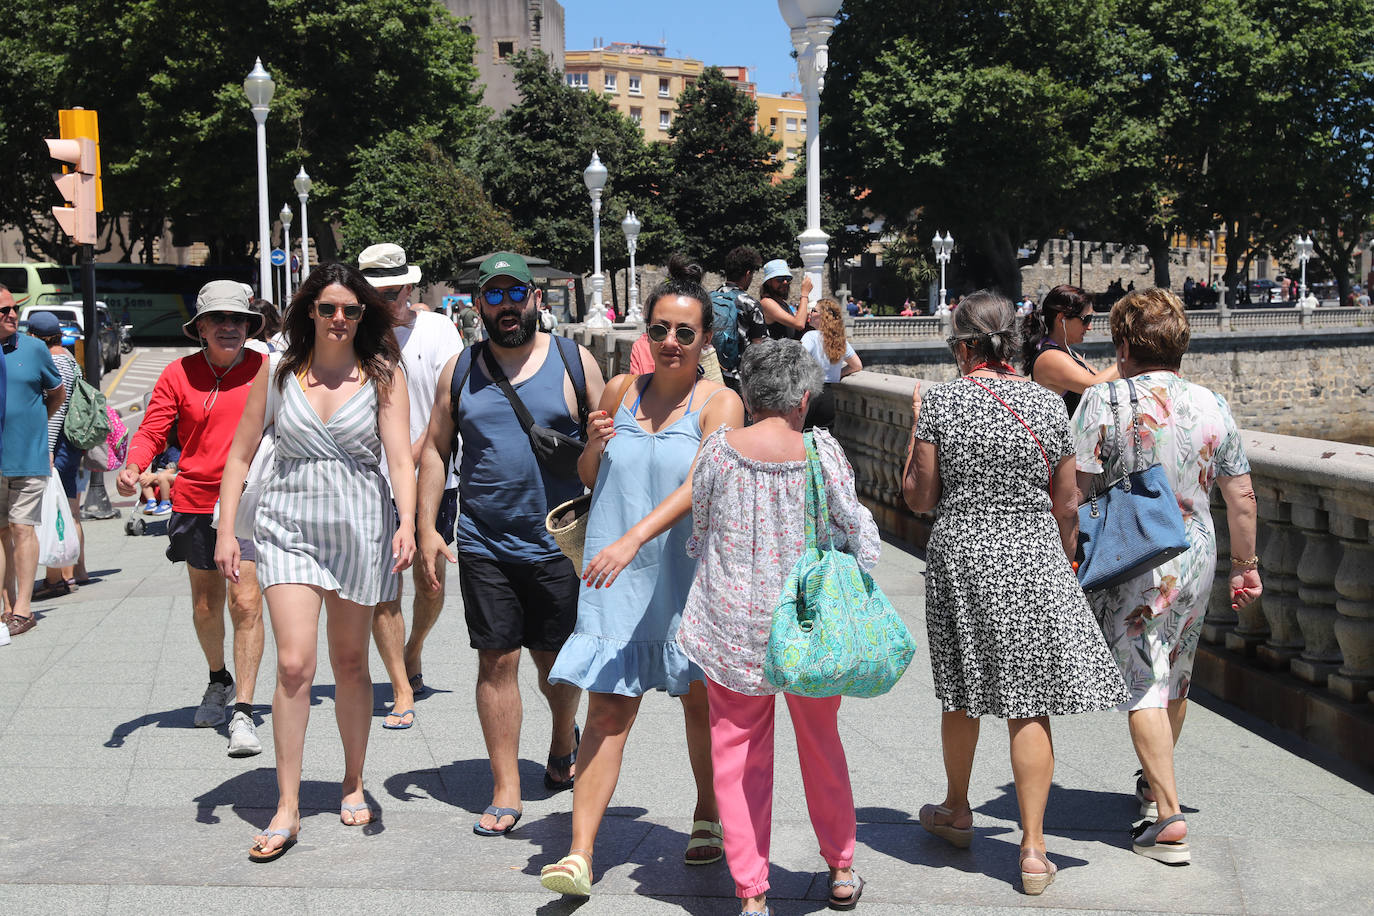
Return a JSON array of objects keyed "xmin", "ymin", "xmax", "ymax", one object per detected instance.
[{"xmin": 191, "ymin": 769, "xmax": 385, "ymax": 836}]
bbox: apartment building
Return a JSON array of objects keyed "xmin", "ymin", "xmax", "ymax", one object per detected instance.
[
  {"xmin": 755, "ymin": 92, "xmax": 805, "ymax": 178},
  {"xmin": 563, "ymin": 42, "xmax": 703, "ymax": 142}
]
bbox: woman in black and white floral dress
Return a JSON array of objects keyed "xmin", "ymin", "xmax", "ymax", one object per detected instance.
[{"xmin": 903, "ymin": 291, "xmax": 1126, "ymax": 896}]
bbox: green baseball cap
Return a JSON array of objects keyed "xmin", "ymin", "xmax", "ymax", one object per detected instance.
[{"xmin": 478, "ymin": 252, "xmax": 534, "ymax": 288}]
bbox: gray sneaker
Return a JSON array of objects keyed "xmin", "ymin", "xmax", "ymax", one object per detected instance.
[
  {"xmin": 226, "ymin": 710, "xmax": 263, "ymax": 757},
  {"xmin": 193, "ymin": 681, "xmax": 233, "ymax": 728}
]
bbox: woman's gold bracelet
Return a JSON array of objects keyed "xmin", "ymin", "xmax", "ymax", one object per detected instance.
[{"xmin": 1231, "ymin": 554, "xmax": 1259, "ymax": 570}]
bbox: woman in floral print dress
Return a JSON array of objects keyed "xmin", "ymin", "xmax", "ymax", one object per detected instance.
[{"xmin": 1072, "ymin": 288, "xmax": 1262, "ymax": 866}]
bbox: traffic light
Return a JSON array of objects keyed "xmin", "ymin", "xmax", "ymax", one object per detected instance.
[{"xmin": 46, "ymin": 108, "xmax": 102, "ymax": 245}]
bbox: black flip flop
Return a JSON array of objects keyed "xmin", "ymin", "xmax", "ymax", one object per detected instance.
[{"xmin": 544, "ymin": 723, "xmax": 580, "ymax": 794}]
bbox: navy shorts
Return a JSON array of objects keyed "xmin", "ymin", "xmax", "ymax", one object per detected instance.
[
  {"xmin": 457, "ymin": 552, "xmax": 579, "ymax": 652},
  {"xmin": 166, "ymin": 511, "xmax": 257, "ymax": 571},
  {"xmin": 53, "ymin": 436, "xmax": 82, "ymax": 500}
]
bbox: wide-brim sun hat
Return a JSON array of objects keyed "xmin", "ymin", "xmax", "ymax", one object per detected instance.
[
  {"xmin": 183, "ymin": 280, "xmax": 265, "ymax": 340},
  {"xmin": 359, "ymin": 242, "xmax": 422, "ymax": 288},
  {"xmin": 760, "ymin": 259, "xmax": 794, "ymax": 284}
]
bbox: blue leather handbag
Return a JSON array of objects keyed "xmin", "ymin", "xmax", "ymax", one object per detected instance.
[
  {"xmin": 1076, "ymin": 379, "xmax": 1190, "ymax": 591},
  {"xmin": 764, "ymin": 433, "xmax": 916, "ymax": 698}
]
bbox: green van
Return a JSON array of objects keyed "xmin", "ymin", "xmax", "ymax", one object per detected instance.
[{"xmin": 0, "ymin": 262, "xmax": 73, "ymax": 310}]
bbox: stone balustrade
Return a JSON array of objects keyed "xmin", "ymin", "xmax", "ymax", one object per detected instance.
[{"xmin": 1083, "ymin": 306, "xmax": 1374, "ymax": 339}]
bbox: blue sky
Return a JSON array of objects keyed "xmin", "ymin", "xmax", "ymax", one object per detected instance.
[{"xmin": 562, "ymin": 1, "xmax": 803, "ymax": 96}]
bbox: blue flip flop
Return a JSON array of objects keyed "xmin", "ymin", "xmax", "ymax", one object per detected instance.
[
  {"xmin": 382, "ymin": 708, "xmax": 415, "ymax": 730},
  {"xmin": 473, "ymin": 805, "xmax": 521, "ymax": 837}
]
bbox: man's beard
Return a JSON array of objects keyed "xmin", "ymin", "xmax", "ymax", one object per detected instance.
[{"xmin": 482, "ymin": 305, "xmax": 538, "ymax": 347}]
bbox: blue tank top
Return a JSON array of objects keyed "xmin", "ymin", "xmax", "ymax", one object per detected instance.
[{"xmin": 455, "ymin": 340, "xmax": 585, "ymax": 562}]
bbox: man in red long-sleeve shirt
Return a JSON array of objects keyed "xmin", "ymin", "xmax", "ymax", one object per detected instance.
[{"xmin": 117, "ymin": 281, "xmax": 267, "ymax": 757}]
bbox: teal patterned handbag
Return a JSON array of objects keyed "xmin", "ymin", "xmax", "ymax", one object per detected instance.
[{"xmin": 763, "ymin": 433, "xmax": 916, "ymax": 698}]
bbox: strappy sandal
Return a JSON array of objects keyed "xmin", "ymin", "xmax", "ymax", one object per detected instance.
[
  {"xmin": 544, "ymin": 723, "xmax": 580, "ymax": 793},
  {"xmin": 828, "ymin": 870, "xmax": 865, "ymax": 910},
  {"xmin": 540, "ymin": 849, "xmax": 592, "ymax": 896},
  {"xmin": 1134, "ymin": 768, "xmax": 1158, "ymax": 818},
  {"xmin": 1132, "ymin": 813, "xmax": 1190, "ymax": 864},
  {"xmin": 248, "ymin": 826, "xmax": 298, "ymax": 863},
  {"xmin": 684, "ymin": 819, "xmax": 723, "ymax": 865},
  {"xmin": 1019, "ymin": 848, "xmax": 1057, "ymax": 895},
  {"xmin": 919, "ymin": 803, "xmax": 973, "ymax": 848}
]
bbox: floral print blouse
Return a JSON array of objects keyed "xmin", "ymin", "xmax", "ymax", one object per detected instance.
[{"xmin": 677, "ymin": 427, "xmax": 882, "ymax": 695}]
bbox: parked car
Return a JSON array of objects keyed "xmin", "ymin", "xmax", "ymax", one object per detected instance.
[
  {"xmin": 1236, "ymin": 278, "xmax": 1286, "ymax": 306},
  {"xmin": 0, "ymin": 262, "xmax": 73, "ymax": 310},
  {"xmin": 19, "ymin": 300, "xmax": 122, "ymax": 373}
]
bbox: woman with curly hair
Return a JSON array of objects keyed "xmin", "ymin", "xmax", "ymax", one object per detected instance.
[
  {"xmin": 800, "ymin": 297, "xmax": 862, "ymax": 429},
  {"xmin": 216, "ymin": 261, "xmax": 416, "ymax": 862}
]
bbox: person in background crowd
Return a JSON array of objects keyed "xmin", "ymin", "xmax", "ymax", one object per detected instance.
[
  {"xmin": 117, "ymin": 281, "xmax": 266, "ymax": 755},
  {"xmin": 678, "ymin": 339, "xmax": 879, "ymax": 916},
  {"xmin": 28, "ymin": 311, "xmax": 87, "ymax": 599},
  {"xmin": 711, "ymin": 246, "xmax": 766, "ymax": 394},
  {"xmin": 800, "ymin": 298, "xmax": 862, "ymax": 431},
  {"xmin": 900, "ymin": 300, "xmax": 916, "ymax": 317},
  {"xmin": 139, "ymin": 430, "xmax": 179, "ymax": 516},
  {"xmin": 457, "ymin": 297, "xmax": 483, "ymax": 347},
  {"xmin": 357, "ymin": 243, "xmax": 464, "ymax": 730},
  {"xmin": 1022, "ymin": 285, "xmax": 1119, "ymax": 417},
  {"xmin": 538, "ymin": 257, "xmax": 742, "ymax": 898},
  {"xmin": 246, "ymin": 298, "xmax": 282, "ymax": 354},
  {"xmin": 757, "ymin": 260, "xmax": 811, "ymax": 340},
  {"xmin": 1072, "ymin": 288, "xmax": 1261, "ymax": 867},
  {"xmin": 904, "ymin": 290, "xmax": 1127, "ymax": 895},
  {"xmin": 417, "ymin": 252, "xmax": 606, "ymax": 838},
  {"xmin": 538, "ymin": 299, "xmax": 559, "ymax": 333},
  {"xmin": 1, "ymin": 286, "xmax": 64, "ymax": 638},
  {"xmin": 216, "ymin": 261, "xmax": 414, "ymax": 860}
]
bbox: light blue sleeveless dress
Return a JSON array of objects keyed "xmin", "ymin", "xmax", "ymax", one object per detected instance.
[
  {"xmin": 255, "ymin": 373, "xmax": 398, "ymax": 606},
  {"xmin": 549, "ymin": 377, "xmax": 720, "ymax": 696}
]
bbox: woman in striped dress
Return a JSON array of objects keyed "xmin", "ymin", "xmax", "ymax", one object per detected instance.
[{"xmin": 216, "ymin": 262, "xmax": 415, "ymax": 862}]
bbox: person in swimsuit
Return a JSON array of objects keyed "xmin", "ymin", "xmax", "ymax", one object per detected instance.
[
  {"xmin": 539, "ymin": 256, "xmax": 744, "ymax": 898},
  {"xmin": 1021, "ymin": 284, "xmax": 1119, "ymax": 416}
]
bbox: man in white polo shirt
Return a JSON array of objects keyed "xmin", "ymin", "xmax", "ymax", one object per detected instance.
[{"xmin": 359, "ymin": 243, "xmax": 464, "ymax": 729}]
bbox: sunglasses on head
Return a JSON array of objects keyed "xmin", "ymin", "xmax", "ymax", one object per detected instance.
[
  {"xmin": 482, "ymin": 285, "xmax": 530, "ymax": 306},
  {"xmin": 647, "ymin": 323, "xmax": 698, "ymax": 346},
  {"xmin": 315, "ymin": 302, "xmax": 365, "ymax": 321}
]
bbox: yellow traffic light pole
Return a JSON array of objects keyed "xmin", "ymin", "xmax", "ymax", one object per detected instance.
[{"xmin": 47, "ymin": 108, "xmax": 103, "ymax": 381}]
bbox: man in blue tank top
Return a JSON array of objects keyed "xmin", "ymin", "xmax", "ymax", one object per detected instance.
[{"xmin": 416, "ymin": 252, "xmax": 605, "ymax": 836}]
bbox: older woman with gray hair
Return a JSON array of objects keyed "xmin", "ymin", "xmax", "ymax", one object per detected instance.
[
  {"xmin": 678, "ymin": 338, "xmax": 880, "ymax": 915},
  {"xmin": 903, "ymin": 290, "xmax": 1126, "ymax": 895}
]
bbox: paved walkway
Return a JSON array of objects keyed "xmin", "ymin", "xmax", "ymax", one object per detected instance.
[{"xmin": 1, "ymin": 499, "xmax": 1370, "ymax": 915}]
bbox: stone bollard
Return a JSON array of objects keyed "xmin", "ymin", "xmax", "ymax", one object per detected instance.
[{"xmin": 1291, "ymin": 505, "xmax": 1345, "ymax": 684}]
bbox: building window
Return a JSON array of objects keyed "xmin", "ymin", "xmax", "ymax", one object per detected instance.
[
  {"xmin": 659, "ymin": 77, "xmax": 671, "ymax": 97},
  {"xmin": 566, "ymin": 72, "xmax": 588, "ymax": 90},
  {"xmin": 496, "ymin": 40, "xmax": 515, "ymax": 59},
  {"xmin": 630, "ymin": 107, "xmax": 642, "ymax": 125},
  {"xmin": 659, "ymin": 110, "xmax": 671, "ymax": 130},
  {"xmin": 785, "ymin": 117, "xmax": 798, "ymax": 131},
  {"xmin": 604, "ymin": 72, "xmax": 617, "ymax": 92},
  {"xmin": 768, "ymin": 117, "xmax": 778, "ymax": 133},
  {"xmin": 800, "ymin": 118, "xmax": 807, "ymax": 132},
  {"xmin": 786, "ymin": 148, "xmax": 798, "ymax": 161},
  {"xmin": 629, "ymin": 75, "xmax": 641, "ymax": 95}
]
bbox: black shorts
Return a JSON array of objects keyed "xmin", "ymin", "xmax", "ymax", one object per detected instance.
[
  {"xmin": 457, "ymin": 552, "xmax": 579, "ymax": 651},
  {"xmin": 166, "ymin": 511, "xmax": 257, "ymax": 571}
]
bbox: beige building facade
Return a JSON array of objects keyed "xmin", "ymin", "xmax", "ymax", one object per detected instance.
[
  {"xmin": 563, "ymin": 42, "xmax": 703, "ymax": 142},
  {"xmin": 441, "ymin": 0, "xmax": 565, "ymax": 112},
  {"xmin": 754, "ymin": 92, "xmax": 805, "ymax": 178}
]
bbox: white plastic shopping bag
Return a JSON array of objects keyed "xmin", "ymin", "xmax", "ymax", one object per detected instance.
[{"xmin": 38, "ymin": 475, "xmax": 81, "ymax": 568}]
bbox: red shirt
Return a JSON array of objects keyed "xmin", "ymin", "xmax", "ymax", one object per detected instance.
[{"xmin": 127, "ymin": 350, "xmax": 264, "ymax": 514}]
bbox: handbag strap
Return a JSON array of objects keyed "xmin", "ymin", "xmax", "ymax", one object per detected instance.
[
  {"xmin": 479, "ymin": 342, "xmax": 539, "ymax": 435},
  {"xmin": 802, "ymin": 431, "xmax": 833, "ymax": 551},
  {"xmin": 1107, "ymin": 378, "xmax": 1147, "ymax": 475},
  {"xmin": 264, "ymin": 350, "xmax": 282, "ymax": 430},
  {"xmin": 964, "ymin": 377, "xmax": 1053, "ymax": 499}
]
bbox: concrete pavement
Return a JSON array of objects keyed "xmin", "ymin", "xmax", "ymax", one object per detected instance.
[{"xmin": 1, "ymin": 492, "xmax": 1371, "ymax": 915}]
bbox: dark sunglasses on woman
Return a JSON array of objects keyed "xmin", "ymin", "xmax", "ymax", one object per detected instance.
[
  {"xmin": 1073, "ymin": 312, "xmax": 1094, "ymax": 327},
  {"xmin": 315, "ymin": 302, "xmax": 365, "ymax": 321},
  {"xmin": 482, "ymin": 285, "xmax": 530, "ymax": 306},
  {"xmin": 647, "ymin": 323, "xmax": 697, "ymax": 346}
]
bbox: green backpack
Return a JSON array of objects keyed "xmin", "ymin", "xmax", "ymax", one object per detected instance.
[{"xmin": 63, "ymin": 366, "xmax": 111, "ymax": 450}]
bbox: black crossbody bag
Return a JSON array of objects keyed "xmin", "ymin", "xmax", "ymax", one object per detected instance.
[{"xmin": 452, "ymin": 338, "xmax": 589, "ymax": 480}]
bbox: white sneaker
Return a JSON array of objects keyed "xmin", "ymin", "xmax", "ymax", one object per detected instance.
[
  {"xmin": 226, "ymin": 710, "xmax": 263, "ymax": 757},
  {"xmin": 0, "ymin": 625, "xmax": 10, "ymax": 647},
  {"xmin": 193, "ymin": 681, "xmax": 233, "ymax": 727}
]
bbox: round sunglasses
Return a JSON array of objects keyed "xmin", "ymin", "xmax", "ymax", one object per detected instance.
[
  {"xmin": 481, "ymin": 285, "xmax": 530, "ymax": 306},
  {"xmin": 647, "ymin": 323, "xmax": 698, "ymax": 346}
]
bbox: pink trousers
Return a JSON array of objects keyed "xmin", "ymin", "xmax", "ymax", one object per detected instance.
[{"xmin": 706, "ymin": 677, "xmax": 857, "ymax": 899}]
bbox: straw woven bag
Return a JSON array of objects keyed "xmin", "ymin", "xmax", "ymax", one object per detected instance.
[
  {"xmin": 546, "ymin": 493, "xmax": 593, "ymax": 573},
  {"xmin": 699, "ymin": 346, "xmax": 724, "ymax": 384}
]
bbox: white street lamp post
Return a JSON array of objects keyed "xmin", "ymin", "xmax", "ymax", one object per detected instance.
[
  {"xmin": 279, "ymin": 202, "xmax": 293, "ymax": 304},
  {"xmin": 622, "ymin": 209, "xmax": 643, "ymax": 323},
  {"xmin": 243, "ymin": 58, "xmax": 275, "ymax": 302},
  {"xmin": 293, "ymin": 166, "xmax": 313, "ymax": 282},
  {"xmin": 583, "ymin": 151, "xmax": 609, "ymax": 325},
  {"xmin": 1296, "ymin": 233, "xmax": 1314, "ymax": 305},
  {"xmin": 779, "ymin": 0, "xmax": 842, "ymax": 297},
  {"xmin": 933, "ymin": 231, "xmax": 953, "ymax": 315}
]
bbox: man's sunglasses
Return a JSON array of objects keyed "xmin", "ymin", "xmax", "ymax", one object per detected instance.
[
  {"xmin": 647, "ymin": 323, "xmax": 698, "ymax": 346},
  {"xmin": 205, "ymin": 312, "xmax": 250, "ymax": 325},
  {"xmin": 315, "ymin": 302, "xmax": 364, "ymax": 321},
  {"xmin": 0, "ymin": 306, "xmax": 16, "ymax": 316},
  {"xmin": 380, "ymin": 287, "xmax": 404, "ymax": 303},
  {"xmin": 482, "ymin": 285, "xmax": 530, "ymax": 306}
]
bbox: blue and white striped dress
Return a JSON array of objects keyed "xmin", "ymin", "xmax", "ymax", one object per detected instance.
[{"xmin": 254, "ymin": 372, "xmax": 398, "ymax": 605}]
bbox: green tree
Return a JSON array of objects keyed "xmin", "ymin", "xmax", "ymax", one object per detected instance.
[
  {"xmin": 338, "ymin": 129, "xmax": 522, "ymax": 283},
  {"xmin": 661, "ymin": 67, "xmax": 796, "ymax": 268},
  {"xmin": 0, "ymin": 0, "xmax": 484, "ymax": 268},
  {"xmin": 472, "ymin": 51, "xmax": 679, "ymax": 278}
]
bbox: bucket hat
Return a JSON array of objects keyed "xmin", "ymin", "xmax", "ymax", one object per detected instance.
[
  {"xmin": 760, "ymin": 259, "xmax": 794, "ymax": 284},
  {"xmin": 359, "ymin": 243, "xmax": 422, "ymax": 287},
  {"xmin": 183, "ymin": 280, "xmax": 265, "ymax": 340}
]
